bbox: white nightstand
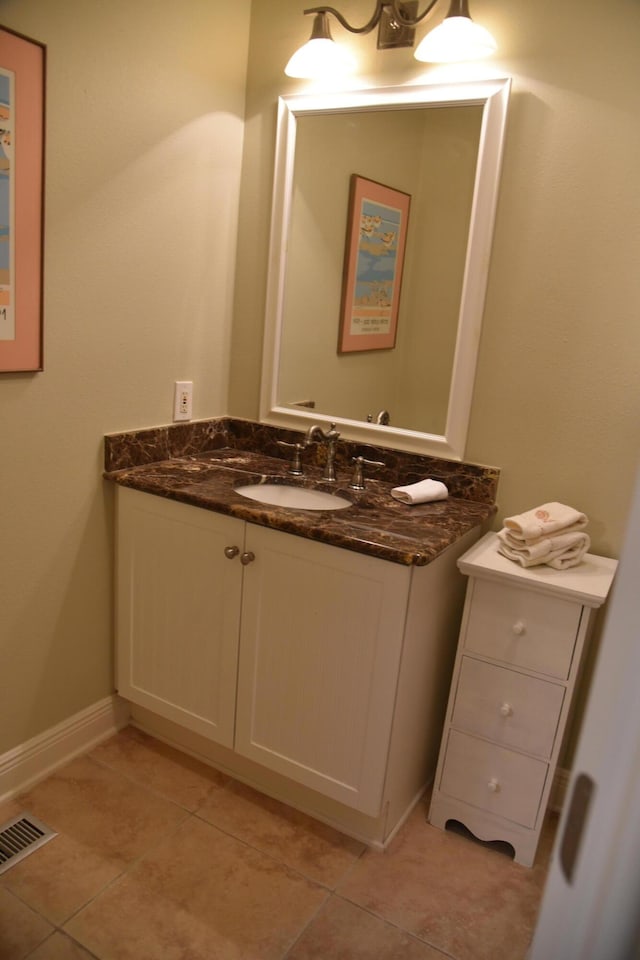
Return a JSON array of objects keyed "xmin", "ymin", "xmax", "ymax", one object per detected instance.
[{"xmin": 428, "ymin": 531, "xmax": 617, "ymax": 866}]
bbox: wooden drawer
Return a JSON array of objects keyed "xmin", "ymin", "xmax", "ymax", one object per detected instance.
[
  {"xmin": 463, "ymin": 578, "xmax": 582, "ymax": 678},
  {"xmin": 439, "ymin": 729, "xmax": 549, "ymax": 828},
  {"xmin": 452, "ymin": 656, "xmax": 565, "ymax": 758}
]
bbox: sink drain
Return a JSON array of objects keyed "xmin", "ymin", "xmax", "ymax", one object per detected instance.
[{"xmin": 0, "ymin": 813, "xmax": 57, "ymax": 875}]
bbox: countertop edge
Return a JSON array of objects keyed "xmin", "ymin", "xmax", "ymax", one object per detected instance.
[{"xmin": 105, "ymin": 455, "xmax": 497, "ymax": 568}]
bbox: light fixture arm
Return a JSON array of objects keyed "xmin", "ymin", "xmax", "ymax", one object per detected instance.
[
  {"xmin": 302, "ymin": 0, "xmax": 449, "ymax": 35},
  {"xmin": 302, "ymin": 2, "xmax": 386, "ymax": 35},
  {"xmin": 388, "ymin": 0, "xmax": 442, "ymax": 28}
]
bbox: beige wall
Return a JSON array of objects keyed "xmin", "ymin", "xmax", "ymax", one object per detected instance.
[
  {"xmin": 231, "ymin": 0, "xmax": 640, "ymax": 560},
  {"xmin": 0, "ymin": 0, "xmax": 250, "ymax": 755}
]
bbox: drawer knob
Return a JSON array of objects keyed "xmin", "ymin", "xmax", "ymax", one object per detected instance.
[
  {"xmin": 487, "ymin": 777, "xmax": 501, "ymax": 793},
  {"xmin": 224, "ymin": 546, "xmax": 239, "ymax": 560},
  {"xmin": 512, "ymin": 620, "xmax": 526, "ymax": 636},
  {"xmin": 499, "ymin": 702, "xmax": 513, "ymax": 718},
  {"xmin": 240, "ymin": 551, "xmax": 256, "ymax": 565}
]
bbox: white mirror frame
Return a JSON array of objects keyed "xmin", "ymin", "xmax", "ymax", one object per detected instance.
[{"xmin": 260, "ymin": 77, "xmax": 511, "ymax": 460}]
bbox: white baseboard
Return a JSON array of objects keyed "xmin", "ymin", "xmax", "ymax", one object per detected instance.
[
  {"xmin": 0, "ymin": 695, "xmax": 131, "ymax": 805},
  {"xmin": 0, "ymin": 692, "xmax": 571, "ymax": 832}
]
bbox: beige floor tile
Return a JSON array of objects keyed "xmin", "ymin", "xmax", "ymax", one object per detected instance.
[
  {"xmin": 1, "ymin": 830, "xmax": 123, "ymax": 926},
  {"xmin": 197, "ymin": 779, "xmax": 365, "ymax": 888},
  {"xmin": 11, "ymin": 753, "xmax": 187, "ymax": 873},
  {"xmin": 0, "ymin": 887, "xmax": 52, "ymax": 960},
  {"xmin": 27, "ymin": 932, "xmax": 97, "ymax": 959},
  {"xmin": 337, "ymin": 800, "xmax": 553, "ymax": 960},
  {"xmin": 89, "ymin": 726, "xmax": 229, "ymax": 810},
  {"xmin": 0, "ymin": 798, "xmax": 24, "ymax": 823},
  {"xmin": 288, "ymin": 895, "xmax": 450, "ymax": 959},
  {"xmin": 65, "ymin": 815, "xmax": 328, "ymax": 960}
]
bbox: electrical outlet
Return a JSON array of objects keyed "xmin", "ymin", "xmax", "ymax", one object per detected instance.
[{"xmin": 173, "ymin": 381, "xmax": 193, "ymax": 421}]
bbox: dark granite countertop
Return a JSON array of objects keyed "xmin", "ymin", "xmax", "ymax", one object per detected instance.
[{"xmin": 104, "ymin": 418, "xmax": 499, "ymax": 567}]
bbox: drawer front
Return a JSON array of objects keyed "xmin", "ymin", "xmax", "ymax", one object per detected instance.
[
  {"xmin": 464, "ymin": 578, "xmax": 582, "ymax": 678},
  {"xmin": 439, "ymin": 730, "xmax": 549, "ymax": 828},
  {"xmin": 452, "ymin": 657, "xmax": 566, "ymax": 758}
]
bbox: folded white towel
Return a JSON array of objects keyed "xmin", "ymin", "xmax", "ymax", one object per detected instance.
[
  {"xmin": 498, "ymin": 522, "xmax": 589, "ymax": 550},
  {"xmin": 497, "ymin": 530, "xmax": 591, "ymax": 568},
  {"xmin": 547, "ymin": 547, "xmax": 591, "ymax": 570},
  {"xmin": 391, "ymin": 479, "xmax": 448, "ymax": 505},
  {"xmin": 504, "ymin": 502, "xmax": 588, "ymax": 541}
]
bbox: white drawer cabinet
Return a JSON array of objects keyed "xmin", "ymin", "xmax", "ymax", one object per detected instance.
[
  {"xmin": 440, "ymin": 730, "xmax": 549, "ymax": 829},
  {"xmin": 428, "ymin": 532, "xmax": 617, "ymax": 866},
  {"xmin": 452, "ymin": 657, "xmax": 565, "ymax": 757},
  {"xmin": 116, "ymin": 486, "xmax": 482, "ymax": 844}
]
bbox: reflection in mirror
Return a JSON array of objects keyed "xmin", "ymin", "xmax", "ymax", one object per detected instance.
[
  {"xmin": 281, "ymin": 105, "xmax": 482, "ymax": 435},
  {"xmin": 261, "ymin": 79, "xmax": 510, "ymax": 460}
]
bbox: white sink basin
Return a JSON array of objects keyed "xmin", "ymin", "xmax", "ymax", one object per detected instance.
[{"xmin": 235, "ymin": 483, "xmax": 351, "ymax": 511}]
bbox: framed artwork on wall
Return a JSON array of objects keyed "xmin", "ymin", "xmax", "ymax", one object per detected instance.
[
  {"xmin": 338, "ymin": 173, "xmax": 410, "ymax": 354},
  {"xmin": 0, "ymin": 25, "xmax": 45, "ymax": 373}
]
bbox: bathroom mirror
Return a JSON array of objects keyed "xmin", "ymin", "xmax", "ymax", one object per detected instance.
[{"xmin": 260, "ymin": 78, "xmax": 510, "ymax": 459}]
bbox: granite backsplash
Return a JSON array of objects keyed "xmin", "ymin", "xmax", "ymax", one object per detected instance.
[{"xmin": 105, "ymin": 417, "xmax": 499, "ymax": 504}]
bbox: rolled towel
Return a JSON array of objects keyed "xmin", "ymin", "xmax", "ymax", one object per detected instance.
[
  {"xmin": 497, "ymin": 530, "xmax": 591, "ymax": 569},
  {"xmin": 391, "ymin": 479, "xmax": 448, "ymax": 505},
  {"xmin": 498, "ymin": 522, "xmax": 589, "ymax": 550},
  {"xmin": 504, "ymin": 502, "xmax": 588, "ymax": 541},
  {"xmin": 547, "ymin": 545, "xmax": 591, "ymax": 570}
]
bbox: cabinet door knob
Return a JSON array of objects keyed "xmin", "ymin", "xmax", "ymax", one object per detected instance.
[
  {"xmin": 240, "ymin": 551, "xmax": 255, "ymax": 565},
  {"xmin": 224, "ymin": 546, "xmax": 240, "ymax": 560},
  {"xmin": 487, "ymin": 777, "xmax": 501, "ymax": 793},
  {"xmin": 499, "ymin": 702, "xmax": 513, "ymax": 718},
  {"xmin": 512, "ymin": 620, "xmax": 526, "ymax": 636}
]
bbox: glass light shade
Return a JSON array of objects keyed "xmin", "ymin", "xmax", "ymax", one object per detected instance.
[
  {"xmin": 414, "ymin": 16, "xmax": 497, "ymax": 62},
  {"xmin": 285, "ymin": 37, "xmax": 356, "ymax": 79}
]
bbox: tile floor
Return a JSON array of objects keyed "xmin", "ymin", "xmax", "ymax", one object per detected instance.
[{"xmin": 0, "ymin": 726, "xmax": 556, "ymax": 960}]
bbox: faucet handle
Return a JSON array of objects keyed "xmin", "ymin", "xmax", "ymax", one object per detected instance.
[
  {"xmin": 367, "ymin": 410, "xmax": 391, "ymax": 425},
  {"xmin": 276, "ymin": 439, "xmax": 306, "ymax": 476},
  {"xmin": 350, "ymin": 456, "xmax": 385, "ymax": 490}
]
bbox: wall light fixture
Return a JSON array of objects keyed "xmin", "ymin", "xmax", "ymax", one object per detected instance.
[{"xmin": 284, "ymin": 0, "xmax": 497, "ymax": 78}]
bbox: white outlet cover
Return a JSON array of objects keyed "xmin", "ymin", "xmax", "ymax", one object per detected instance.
[{"xmin": 173, "ymin": 381, "xmax": 193, "ymax": 421}]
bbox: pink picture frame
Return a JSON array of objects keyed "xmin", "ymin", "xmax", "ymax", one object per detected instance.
[
  {"xmin": 338, "ymin": 174, "xmax": 410, "ymax": 354},
  {"xmin": 0, "ymin": 25, "xmax": 45, "ymax": 373}
]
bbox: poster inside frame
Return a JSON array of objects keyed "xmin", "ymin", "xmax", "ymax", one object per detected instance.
[
  {"xmin": 338, "ymin": 174, "xmax": 410, "ymax": 354},
  {"xmin": 0, "ymin": 25, "xmax": 45, "ymax": 372}
]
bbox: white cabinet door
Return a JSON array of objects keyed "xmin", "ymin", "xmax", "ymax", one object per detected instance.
[
  {"xmin": 235, "ymin": 525, "xmax": 411, "ymax": 816},
  {"xmin": 116, "ymin": 487, "xmax": 243, "ymax": 747}
]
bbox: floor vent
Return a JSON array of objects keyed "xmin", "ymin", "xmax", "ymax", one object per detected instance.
[{"xmin": 0, "ymin": 813, "xmax": 57, "ymax": 875}]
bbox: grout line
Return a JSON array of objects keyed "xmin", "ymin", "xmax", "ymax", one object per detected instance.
[
  {"xmin": 88, "ymin": 742, "xmax": 356, "ymax": 893},
  {"xmin": 190, "ymin": 806, "xmax": 341, "ymax": 894},
  {"xmin": 76, "ymin": 742, "xmax": 362, "ymax": 901},
  {"xmin": 330, "ymin": 892, "xmax": 459, "ymax": 959},
  {"xmin": 23, "ymin": 930, "xmax": 103, "ymax": 960},
  {"xmin": 87, "ymin": 749, "xmax": 226, "ymax": 816},
  {"xmin": 56, "ymin": 810, "xmax": 197, "ymax": 932},
  {"xmin": 280, "ymin": 890, "xmax": 332, "ymax": 960}
]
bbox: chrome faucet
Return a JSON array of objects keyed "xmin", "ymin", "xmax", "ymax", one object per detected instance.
[{"xmin": 306, "ymin": 422, "xmax": 340, "ymax": 482}]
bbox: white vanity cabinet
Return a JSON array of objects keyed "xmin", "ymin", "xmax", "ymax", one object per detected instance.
[
  {"xmin": 428, "ymin": 532, "xmax": 617, "ymax": 866},
  {"xmin": 115, "ymin": 485, "xmax": 482, "ymax": 836},
  {"xmin": 234, "ymin": 520, "xmax": 410, "ymax": 815},
  {"xmin": 115, "ymin": 486, "xmax": 243, "ymax": 748}
]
